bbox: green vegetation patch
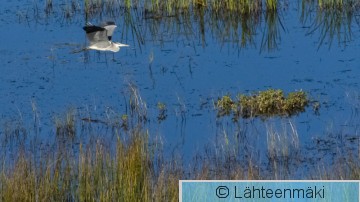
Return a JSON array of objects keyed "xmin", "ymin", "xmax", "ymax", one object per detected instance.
[
  {"xmin": 216, "ymin": 89, "xmax": 309, "ymax": 119},
  {"xmin": 317, "ymin": 0, "xmax": 357, "ymax": 10}
]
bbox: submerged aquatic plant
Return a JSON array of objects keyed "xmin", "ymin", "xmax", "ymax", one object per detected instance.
[{"xmin": 216, "ymin": 89, "xmax": 310, "ymax": 119}]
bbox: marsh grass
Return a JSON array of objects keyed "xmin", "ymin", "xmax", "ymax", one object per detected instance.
[
  {"xmin": 0, "ymin": 128, "xmax": 153, "ymax": 201},
  {"xmin": 265, "ymin": 120, "xmax": 300, "ymax": 179},
  {"xmin": 300, "ymin": 0, "xmax": 359, "ymax": 49},
  {"xmin": 216, "ymin": 89, "xmax": 310, "ymax": 120},
  {"xmin": 76, "ymin": 129, "xmax": 153, "ymax": 201},
  {"xmin": 50, "ymin": 0, "xmax": 278, "ymax": 19},
  {"xmin": 260, "ymin": 8, "xmax": 284, "ymax": 52},
  {"xmin": 317, "ymin": 0, "xmax": 359, "ymax": 9},
  {"xmin": 311, "ymin": 155, "xmax": 360, "ymax": 180},
  {"xmin": 21, "ymin": 0, "xmax": 285, "ymax": 53},
  {"xmin": 128, "ymin": 83, "xmax": 148, "ymax": 123},
  {"xmin": 82, "ymin": 0, "xmax": 275, "ymax": 16},
  {"xmin": 24, "ymin": 0, "xmax": 360, "ymax": 52},
  {"xmin": 54, "ymin": 108, "xmax": 77, "ymax": 138},
  {"xmin": 0, "ymin": 99, "xmax": 358, "ymax": 200}
]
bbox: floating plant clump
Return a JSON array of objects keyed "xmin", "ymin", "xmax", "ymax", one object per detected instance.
[{"xmin": 216, "ymin": 89, "xmax": 311, "ymax": 119}]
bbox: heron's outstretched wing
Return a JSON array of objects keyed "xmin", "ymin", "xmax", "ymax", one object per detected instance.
[
  {"xmin": 100, "ymin": 21, "xmax": 117, "ymax": 41},
  {"xmin": 100, "ymin": 21, "xmax": 115, "ymax": 26},
  {"xmin": 83, "ymin": 25, "xmax": 108, "ymax": 45}
]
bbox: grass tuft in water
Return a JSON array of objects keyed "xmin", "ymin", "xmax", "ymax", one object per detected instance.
[
  {"xmin": 216, "ymin": 89, "xmax": 310, "ymax": 119},
  {"xmin": 129, "ymin": 83, "xmax": 148, "ymax": 123},
  {"xmin": 266, "ymin": 0, "xmax": 278, "ymax": 11},
  {"xmin": 54, "ymin": 108, "xmax": 76, "ymax": 138},
  {"xmin": 317, "ymin": 0, "xmax": 357, "ymax": 9},
  {"xmin": 76, "ymin": 129, "xmax": 152, "ymax": 201}
]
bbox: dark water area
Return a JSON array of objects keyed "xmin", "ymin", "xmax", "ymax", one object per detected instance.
[{"xmin": 0, "ymin": 1, "xmax": 359, "ymax": 177}]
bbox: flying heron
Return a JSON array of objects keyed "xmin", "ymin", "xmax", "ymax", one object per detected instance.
[{"xmin": 82, "ymin": 21, "xmax": 129, "ymax": 52}]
